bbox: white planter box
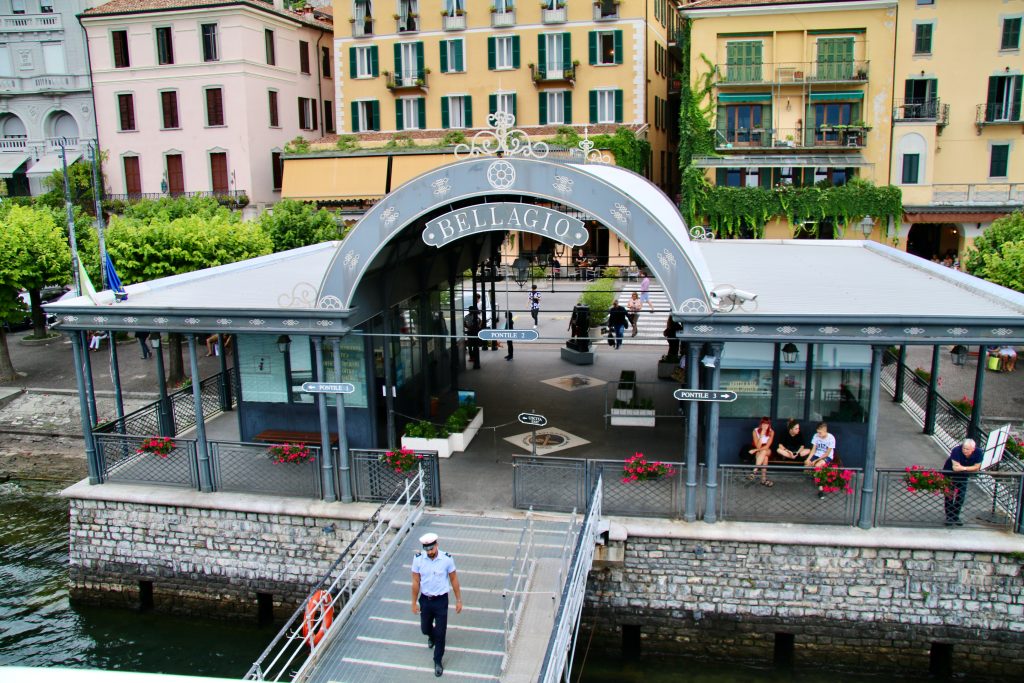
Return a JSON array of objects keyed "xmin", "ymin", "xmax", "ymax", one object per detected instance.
[
  {"xmin": 492, "ymin": 11, "xmax": 515, "ymax": 27},
  {"xmin": 542, "ymin": 8, "xmax": 566, "ymax": 23},
  {"xmin": 443, "ymin": 14, "xmax": 466, "ymax": 30},
  {"xmin": 616, "ymin": 387, "xmax": 634, "ymax": 402},
  {"xmin": 610, "ymin": 408, "xmax": 655, "ymax": 427},
  {"xmin": 448, "ymin": 407, "xmax": 483, "ymax": 452},
  {"xmin": 400, "ymin": 435, "xmax": 452, "ymax": 459}
]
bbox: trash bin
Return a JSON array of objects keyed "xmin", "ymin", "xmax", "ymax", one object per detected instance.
[{"xmin": 987, "ymin": 354, "xmax": 1002, "ymax": 372}]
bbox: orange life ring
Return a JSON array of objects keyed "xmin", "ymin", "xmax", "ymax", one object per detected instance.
[{"xmin": 302, "ymin": 590, "xmax": 334, "ymax": 648}]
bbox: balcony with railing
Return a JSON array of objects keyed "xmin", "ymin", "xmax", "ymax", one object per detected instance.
[
  {"xmin": 442, "ymin": 10, "xmax": 466, "ymax": 30},
  {"xmin": 395, "ymin": 12, "xmax": 419, "ymax": 33},
  {"xmin": 491, "ymin": 8, "xmax": 515, "ymax": 27},
  {"xmin": 0, "ymin": 137, "xmax": 27, "ymax": 152},
  {"xmin": 929, "ymin": 183, "xmax": 1024, "ymax": 206},
  {"xmin": 384, "ymin": 69, "xmax": 429, "ymax": 92},
  {"xmin": 349, "ymin": 16, "xmax": 373, "ymax": 37},
  {"xmin": 716, "ymin": 60, "xmax": 870, "ymax": 86},
  {"xmin": 893, "ymin": 98, "xmax": 949, "ymax": 127},
  {"xmin": 976, "ymin": 102, "xmax": 1023, "ymax": 128},
  {"xmin": 0, "ymin": 73, "xmax": 91, "ymax": 95},
  {"xmin": 714, "ymin": 125, "xmax": 869, "ymax": 150},
  {"xmin": 104, "ymin": 189, "xmax": 249, "ymax": 205},
  {"xmin": 0, "ymin": 13, "xmax": 61, "ymax": 32},
  {"xmin": 542, "ymin": 5, "xmax": 567, "ymax": 23},
  {"xmin": 593, "ymin": 0, "xmax": 619, "ymax": 21},
  {"xmin": 531, "ymin": 62, "xmax": 577, "ymax": 85}
]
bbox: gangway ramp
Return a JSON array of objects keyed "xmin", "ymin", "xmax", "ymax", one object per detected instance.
[{"xmin": 304, "ymin": 512, "xmax": 576, "ymax": 683}]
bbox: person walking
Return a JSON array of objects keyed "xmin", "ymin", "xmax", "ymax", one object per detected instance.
[
  {"xmin": 528, "ymin": 284, "xmax": 541, "ymax": 329},
  {"xmin": 627, "ymin": 291, "xmax": 642, "ymax": 337},
  {"xmin": 639, "ymin": 271, "xmax": 654, "ymax": 312},
  {"xmin": 464, "ymin": 305, "xmax": 482, "ymax": 369},
  {"xmin": 607, "ymin": 300, "xmax": 630, "ymax": 349},
  {"xmin": 411, "ymin": 532, "xmax": 463, "ymax": 677},
  {"xmin": 504, "ymin": 310, "xmax": 514, "ymax": 361},
  {"xmin": 943, "ymin": 438, "xmax": 982, "ymax": 526},
  {"xmin": 136, "ymin": 331, "xmax": 152, "ymax": 359}
]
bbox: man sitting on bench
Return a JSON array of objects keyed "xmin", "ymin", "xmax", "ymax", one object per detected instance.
[{"xmin": 776, "ymin": 419, "xmax": 811, "ymax": 461}]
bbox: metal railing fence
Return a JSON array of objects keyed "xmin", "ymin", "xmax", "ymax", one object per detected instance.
[
  {"xmin": 589, "ymin": 459, "xmax": 686, "ymax": 518},
  {"xmin": 245, "ymin": 471, "xmax": 426, "ymax": 682},
  {"xmin": 538, "ymin": 474, "xmax": 602, "ymax": 683},
  {"xmin": 718, "ymin": 464, "xmax": 861, "ymax": 526},
  {"xmin": 513, "ymin": 457, "xmax": 587, "ymax": 513},
  {"xmin": 350, "ymin": 449, "xmax": 441, "ymax": 506},
  {"xmin": 501, "ymin": 512, "xmax": 536, "ymax": 660},
  {"xmin": 210, "ymin": 441, "xmax": 322, "ymax": 499},
  {"xmin": 881, "ymin": 355, "xmax": 968, "ymax": 452},
  {"xmin": 93, "ymin": 433, "xmax": 199, "ymax": 489},
  {"xmin": 875, "ymin": 468, "xmax": 1023, "ymax": 531}
]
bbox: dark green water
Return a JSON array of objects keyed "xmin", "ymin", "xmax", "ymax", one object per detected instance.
[{"xmin": 1, "ymin": 481, "xmax": 928, "ymax": 681}]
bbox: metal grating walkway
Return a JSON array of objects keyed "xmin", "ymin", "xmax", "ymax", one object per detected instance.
[{"xmin": 304, "ymin": 512, "xmax": 574, "ymax": 683}]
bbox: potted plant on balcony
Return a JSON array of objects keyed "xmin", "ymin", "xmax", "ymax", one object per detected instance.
[
  {"xmin": 137, "ymin": 436, "xmax": 176, "ymax": 458},
  {"xmin": 621, "ymin": 452, "xmax": 675, "ymax": 483},
  {"xmin": 267, "ymin": 442, "xmax": 314, "ymax": 465},
  {"xmin": 902, "ymin": 465, "xmax": 951, "ymax": 495},
  {"xmin": 381, "ymin": 446, "xmax": 424, "ymax": 475}
]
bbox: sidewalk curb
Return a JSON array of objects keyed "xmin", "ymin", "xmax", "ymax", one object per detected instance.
[{"xmin": 18, "ymin": 387, "xmax": 160, "ymax": 400}]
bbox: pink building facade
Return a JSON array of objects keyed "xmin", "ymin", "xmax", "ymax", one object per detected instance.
[{"xmin": 82, "ymin": 0, "xmax": 333, "ymax": 211}]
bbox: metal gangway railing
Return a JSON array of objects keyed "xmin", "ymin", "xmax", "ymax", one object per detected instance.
[
  {"xmin": 244, "ymin": 469, "xmax": 427, "ymax": 682},
  {"xmin": 537, "ymin": 474, "xmax": 603, "ymax": 683}
]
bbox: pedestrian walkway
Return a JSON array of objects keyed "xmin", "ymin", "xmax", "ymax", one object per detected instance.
[
  {"xmin": 304, "ymin": 512, "xmax": 574, "ymax": 683},
  {"xmin": 617, "ymin": 281, "xmax": 671, "ymax": 346}
]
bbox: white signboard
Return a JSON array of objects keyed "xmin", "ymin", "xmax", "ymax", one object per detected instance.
[{"xmin": 981, "ymin": 424, "xmax": 1011, "ymax": 470}]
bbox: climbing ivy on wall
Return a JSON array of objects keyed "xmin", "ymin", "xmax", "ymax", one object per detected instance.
[
  {"xmin": 545, "ymin": 126, "xmax": 651, "ymax": 175},
  {"xmin": 676, "ymin": 17, "xmax": 717, "ymax": 226}
]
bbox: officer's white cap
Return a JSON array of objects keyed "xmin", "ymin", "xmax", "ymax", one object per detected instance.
[{"xmin": 419, "ymin": 532, "xmax": 439, "ymax": 546}]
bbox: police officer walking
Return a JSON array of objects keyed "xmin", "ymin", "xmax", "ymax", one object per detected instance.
[{"xmin": 411, "ymin": 532, "xmax": 463, "ymax": 677}]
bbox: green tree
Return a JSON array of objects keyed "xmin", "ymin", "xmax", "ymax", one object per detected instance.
[
  {"xmin": 964, "ymin": 211, "xmax": 1024, "ymax": 292},
  {"xmin": 36, "ymin": 153, "xmax": 104, "ymax": 215},
  {"xmin": 257, "ymin": 199, "xmax": 346, "ymax": 252},
  {"xmin": 104, "ymin": 212, "xmax": 273, "ymax": 383}
]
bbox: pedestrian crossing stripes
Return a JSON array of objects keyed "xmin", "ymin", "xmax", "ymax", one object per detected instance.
[{"xmin": 616, "ymin": 281, "xmax": 671, "ymax": 347}]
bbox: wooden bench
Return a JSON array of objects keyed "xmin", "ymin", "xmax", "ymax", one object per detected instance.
[
  {"xmin": 739, "ymin": 444, "xmax": 843, "ymax": 468},
  {"xmin": 254, "ymin": 430, "xmax": 338, "ymax": 446}
]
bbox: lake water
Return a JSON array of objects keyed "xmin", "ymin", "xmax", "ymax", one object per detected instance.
[{"xmin": 0, "ymin": 480, "xmax": 927, "ymax": 681}]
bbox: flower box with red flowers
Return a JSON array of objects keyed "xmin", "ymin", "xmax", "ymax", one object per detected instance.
[
  {"xmin": 136, "ymin": 437, "xmax": 176, "ymax": 458},
  {"xmin": 267, "ymin": 443, "xmax": 315, "ymax": 465},
  {"xmin": 622, "ymin": 452, "xmax": 675, "ymax": 483},
  {"xmin": 812, "ymin": 464, "xmax": 854, "ymax": 494},
  {"xmin": 381, "ymin": 447, "xmax": 424, "ymax": 475},
  {"xmin": 902, "ymin": 465, "xmax": 951, "ymax": 495}
]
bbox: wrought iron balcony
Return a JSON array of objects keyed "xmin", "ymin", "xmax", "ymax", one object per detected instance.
[
  {"xmin": 714, "ymin": 126, "xmax": 869, "ymax": 150},
  {"xmin": 716, "ymin": 60, "xmax": 870, "ymax": 86},
  {"xmin": 0, "ymin": 13, "xmax": 61, "ymax": 32},
  {"xmin": 384, "ymin": 69, "xmax": 429, "ymax": 91},
  {"xmin": 530, "ymin": 62, "xmax": 577, "ymax": 85},
  {"xmin": 976, "ymin": 103, "xmax": 1023, "ymax": 127},
  {"xmin": 105, "ymin": 189, "xmax": 249, "ymax": 205},
  {"xmin": 491, "ymin": 9, "xmax": 515, "ymax": 27},
  {"xmin": 893, "ymin": 98, "xmax": 949, "ymax": 126}
]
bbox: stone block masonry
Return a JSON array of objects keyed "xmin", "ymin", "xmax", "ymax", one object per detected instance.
[
  {"xmin": 581, "ymin": 523, "xmax": 1024, "ymax": 681},
  {"xmin": 64, "ymin": 483, "xmax": 387, "ymax": 621}
]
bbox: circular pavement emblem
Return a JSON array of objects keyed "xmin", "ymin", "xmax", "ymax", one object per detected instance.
[{"xmin": 529, "ymin": 432, "xmax": 568, "ymax": 448}]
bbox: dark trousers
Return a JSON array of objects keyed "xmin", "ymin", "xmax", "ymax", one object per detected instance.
[
  {"xmin": 613, "ymin": 324, "xmax": 625, "ymax": 348},
  {"xmin": 531, "ymin": 309, "xmax": 539, "ymax": 325},
  {"xmin": 419, "ymin": 593, "xmax": 448, "ymax": 664},
  {"xmin": 944, "ymin": 478, "xmax": 968, "ymax": 523}
]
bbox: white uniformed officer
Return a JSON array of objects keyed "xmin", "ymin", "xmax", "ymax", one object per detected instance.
[{"xmin": 411, "ymin": 532, "xmax": 463, "ymax": 677}]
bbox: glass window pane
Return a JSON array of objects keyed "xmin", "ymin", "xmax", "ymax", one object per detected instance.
[
  {"xmin": 288, "ymin": 336, "xmax": 314, "ymax": 403},
  {"xmin": 719, "ymin": 369, "xmax": 772, "ymax": 418}
]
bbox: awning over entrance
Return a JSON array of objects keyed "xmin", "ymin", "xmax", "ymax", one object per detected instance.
[
  {"xmin": 26, "ymin": 151, "xmax": 81, "ymax": 178},
  {"xmin": 281, "ymin": 150, "xmax": 458, "ymax": 202},
  {"xmin": 693, "ymin": 154, "xmax": 871, "ymax": 168},
  {"xmin": 0, "ymin": 153, "xmax": 29, "ymax": 178},
  {"xmin": 904, "ymin": 211, "xmax": 1012, "ymax": 223}
]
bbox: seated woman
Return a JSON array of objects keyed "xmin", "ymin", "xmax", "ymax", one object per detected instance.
[
  {"xmin": 998, "ymin": 345, "xmax": 1017, "ymax": 372},
  {"xmin": 804, "ymin": 422, "xmax": 837, "ymax": 498},
  {"xmin": 748, "ymin": 417, "xmax": 775, "ymax": 486},
  {"xmin": 776, "ymin": 419, "xmax": 811, "ymax": 461}
]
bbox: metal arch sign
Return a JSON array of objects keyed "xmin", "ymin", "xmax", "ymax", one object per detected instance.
[
  {"xmin": 672, "ymin": 389, "xmax": 737, "ymax": 402},
  {"xmin": 423, "ymin": 203, "xmax": 588, "ymax": 248},
  {"xmin": 518, "ymin": 412, "xmax": 548, "ymax": 427},
  {"xmin": 301, "ymin": 382, "xmax": 356, "ymax": 394},
  {"xmin": 478, "ymin": 329, "xmax": 539, "ymax": 342}
]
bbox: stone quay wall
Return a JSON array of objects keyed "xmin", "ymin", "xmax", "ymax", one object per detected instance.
[
  {"xmin": 583, "ymin": 524, "xmax": 1024, "ymax": 681},
  {"xmin": 66, "ymin": 490, "xmax": 385, "ymax": 621}
]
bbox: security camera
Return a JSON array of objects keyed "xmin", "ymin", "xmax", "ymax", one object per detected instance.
[
  {"xmin": 710, "ymin": 285, "xmax": 758, "ymax": 310},
  {"xmin": 730, "ymin": 288, "xmax": 758, "ymax": 303}
]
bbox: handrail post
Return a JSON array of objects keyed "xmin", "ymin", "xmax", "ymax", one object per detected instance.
[
  {"xmin": 893, "ymin": 345, "xmax": 906, "ymax": 402},
  {"xmin": 923, "ymin": 345, "xmax": 941, "ymax": 435},
  {"xmin": 968, "ymin": 345, "xmax": 988, "ymax": 443}
]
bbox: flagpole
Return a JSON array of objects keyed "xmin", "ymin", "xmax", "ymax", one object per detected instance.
[
  {"xmin": 60, "ymin": 142, "xmax": 82, "ymax": 298},
  {"xmin": 89, "ymin": 141, "xmax": 108, "ymax": 291}
]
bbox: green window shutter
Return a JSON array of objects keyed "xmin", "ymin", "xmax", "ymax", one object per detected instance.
[
  {"xmin": 394, "ymin": 43, "xmax": 402, "ymax": 76},
  {"xmin": 370, "ymin": 46, "xmax": 379, "ymax": 76},
  {"xmin": 465, "ymin": 97, "xmax": 472, "ymax": 127},
  {"xmin": 351, "ymin": 101, "xmax": 358, "ymax": 131},
  {"xmin": 416, "ymin": 42, "xmax": 424, "ymax": 79},
  {"xmin": 817, "ymin": 38, "xmax": 851, "ymax": 79},
  {"xmin": 1002, "ymin": 17, "xmax": 1022, "ymax": 50},
  {"xmin": 915, "ymin": 24, "xmax": 932, "ymax": 54},
  {"xmin": 489, "ymin": 94, "xmax": 497, "ymax": 115},
  {"xmin": 614, "ymin": 30, "xmax": 623, "ymax": 64},
  {"xmin": 440, "ymin": 41, "xmax": 449, "ymax": 73},
  {"xmin": 564, "ymin": 93, "xmax": 572, "ymax": 124},
  {"xmin": 990, "ymin": 144, "xmax": 1009, "ymax": 177},
  {"xmin": 538, "ymin": 37, "xmax": 547, "ymax": 78},
  {"xmin": 903, "ymin": 79, "xmax": 915, "ymax": 101},
  {"xmin": 441, "ymin": 97, "xmax": 450, "ymax": 129},
  {"xmin": 902, "ymin": 153, "xmax": 919, "ymax": 184},
  {"xmin": 726, "ymin": 41, "xmax": 760, "ymax": 82},
  {"xmin": 396, "ymin": 101, "xmax": 404, "ymax": 130},
  {"xmin": 588, "ymin": 32, "xmax": 597, "ymax": 65},
  {"xmin": 589, "ymin": 90, "xmax": 597, "ymax": 123},
  {"xmin": 511, "ymin": 94, "xmax": 517, "ymax": 120},
  {"xmin": 562, "ymin": 32, "xmax": 571, "ymax": 68},
  {"xmin": 417, "ymin": 98, "xmax": 426, "ymax": 129},
  {"xmin": 986, "ymin": 76, "xmax": 999, "ymax": 121},
  {"xmin": 539, "ymin": 94, "xmax": 548, "ymax": 125},
  {"xmin": 614, "ymin": 90, "xmax": 623, "ymax": 123},
  {"xmin": 488, "ymin": 37, "xmax": 496, "ymax": 70},
  {"xmin": 349, "ymin": 47, "xmax": 357, "ymax": 78},
  {"xmin": 371, "ymin": 101, "xmax": 380, "ymax": 131},
  {"xmin": 512, "ymin": 36, "xmax": 520, "ymax": 69},
  {"xmin": 1013, "ymin": 76, "xmax": 1023, "ymax": 121},
  {"xmin": 455, "ymin": 40, "xmax": 465, "ymax": 71}
]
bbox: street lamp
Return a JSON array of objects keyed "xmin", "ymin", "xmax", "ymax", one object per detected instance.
[
  {"xmin": 276, "ymin": 335, "xmax": 291, "ymax": 353},
  {"xmin": 512, "ymin": 257, "xmax": 531, "ymax": 288},
  {"xmin": 860, "ymin": 215, "xmax": 874, "ymax": 238},
  {"xmin": 950, "ymin": 345, "xmax": 968, "ymax": 367},
  {"xmin": 781, "ymin": 342, "xmax": 799, "ymax": 363}
]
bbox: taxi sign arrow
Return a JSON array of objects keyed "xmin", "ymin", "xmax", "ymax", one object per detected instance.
[{"xmin": 672, "ymin": 389, "xmax": 738, "ymax": 402}]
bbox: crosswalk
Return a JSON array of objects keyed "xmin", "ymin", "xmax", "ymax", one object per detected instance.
[{"xmin": 616, "ymin": 281, "xmax": 671, "ymax": 347}]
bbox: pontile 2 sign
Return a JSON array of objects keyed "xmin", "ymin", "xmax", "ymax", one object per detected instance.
[{"xmin": 422, "ymin": 202, "xmax": 588, "ymax": 248}]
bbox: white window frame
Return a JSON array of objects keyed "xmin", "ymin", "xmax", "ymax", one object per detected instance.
[
  {"xmin": 401, "ymin": 97, "xmax": 420, "ymax": 130},
  {"xmin": 494, "ymin": 36, "xmax": 514, "ymax": 70},
  {"xmin": 0, "ymin": 46, "xmax": 12, "ymax": 78},
  {"xmin": 354, "ymin": 100, "xmax": 375, "ymax": 133},
  {"xmin": 200, "ymin": 22, "xmax": 219, "ymax": 62},
  {"xmin": 42, "ymin": 42, "xmax": 64, "ymax": 74},
  {"xmin": 444, "ymin": 38, "xmax": 464, "ymax": 73},
  {"xmin": 354, "ymin": 45, "xmax": 374, "ymax": 78},
  {"xmin": 448, "ymin": 95, "xmax": 467, "ymax": 129},
  {"xmin": 595, "ymin": 31, "xmax": 616, "ymax": 66},
  {"xmin": 495, "ymin": 92, "xmax": 515, "ymax": 116},
  {"xmin": 595, "ymin": 89, "xmax": 616, "ymax": 123},
  {"xmin": 546, "ymin": 91, "xmax": 565, "ymax": 124},
  {"xmin": 399, "ymin": 42, "xmax": 418, "ymax": 85},
  {"xmin": 544, "ymin": 33, "xmax": 564, "ymax": 73}
]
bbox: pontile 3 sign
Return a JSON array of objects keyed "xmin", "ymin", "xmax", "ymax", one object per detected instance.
[{"xmin": 422, "ymin": 202, "xmax": 588, "ymax": 248}]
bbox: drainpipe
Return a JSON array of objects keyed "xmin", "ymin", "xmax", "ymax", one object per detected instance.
[{"xmin": 77, "ymin": 15, "xmax": 102, "ymax": 182}]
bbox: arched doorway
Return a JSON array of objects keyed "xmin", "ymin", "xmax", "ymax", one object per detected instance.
[
  {"xmin": 907, "ymin": 223, "xmax": 962, "ymax": 264},
  {"xmin": 48, "ymin": 110, "xmax": 80, "ymax": 141}
]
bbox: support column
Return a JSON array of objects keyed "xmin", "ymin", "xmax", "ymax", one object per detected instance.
[
  {"xmin": 153, "ymin": 334, "xmax": 173, "ymax": 436},
  {"xmin": 923, "ymin": 345, "xmax": 941, "ymax": 435},
  {"xmin": 187, "ymin": 334, "xmax": 213, "ymax": 492},
  {"xmin": 331, "ymin": 337, "xmax": 353, "ymax": 503},
  {"xmin": 802, "ymin": 343, "xmax": 814, "ymax": 421},
  {"xmin": 313, "ymin": 336, "xmax": 338, "ymax": 502},
  {"xmin": 71, "ymin": 332, "xmax": 100, "ymax": 484},
  {"xmin": 382, "ymin": 307, "xmax": 397, "ymax": 450},
  {"xmin": 893, "ymin": 345, "xmax": 907, "ymax": 403},
  {"xmin": 969, "ymin": 345, "xmax": 988, "ymax": 442},
  {"xmin": 769, "ymin": 343, "xmax": 780, "ymax": 420},
  {"xmin": 703, "ymin": 343, "xmax": 723, "ymax": 524},
  {"xmin": 109, "ymin": 335, "xmax": 125, "ymax": 426},
  {"xmin": 684, "ymin": 343, "xmax": 701, "ymax": 523},
  {"xmin": 218, "ymin": 336, "xmax": 232, "ymax": 411},
  {"xmin": 81, "ymin": 331, "xmax": 98, "ymax": 427},
  {"xmin": 858, "ymin": 345, "xmax": 885, "ymax": 529}
]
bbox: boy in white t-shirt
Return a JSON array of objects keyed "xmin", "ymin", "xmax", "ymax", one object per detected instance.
[{"xmin": 805, "ymin": 422, "xmax": 836, "ymax": 499}]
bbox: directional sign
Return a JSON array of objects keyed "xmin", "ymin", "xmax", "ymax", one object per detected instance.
[
  {"xmin": 672, "ymin": 389, "xmax": 738, "ymax": 403},
  {"xmin": 301, "ymin": 382, "xmax": 356, "ymax": 394},
  {"xmin": 479, "ymin": 329, "xmax": 540, "ymax": 342},
  {"xmin": 518, "ymin": 412, "xmax": 548, "ymax": 427}
]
